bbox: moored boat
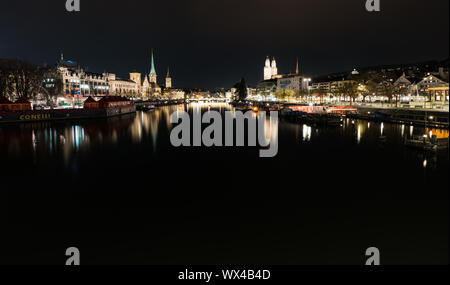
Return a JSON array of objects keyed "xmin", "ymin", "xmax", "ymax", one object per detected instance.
[
  {"xmin": 0, "ymin": 96, "xmax": 136, "ymax": 124},
  {"xmin": 405, "ymin": 135, "xmax": 449, "ymax": 151}
]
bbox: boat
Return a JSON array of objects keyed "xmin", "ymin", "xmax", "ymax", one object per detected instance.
[
  {"xmin": 0, "ymin": 96, "xmax": 136, "ymax": 124},
  {"xmin": 235, "ymin": 105, "xmax": 251, "ymax": 112},
  {"xmin": 141, "ymin": 105, "xmax": 156, "ymax": 112},
  {"xmin": 405, "ymin": 135, "xmax": 448, "ymax": 151}
]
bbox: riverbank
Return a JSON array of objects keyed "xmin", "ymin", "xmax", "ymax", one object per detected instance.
[{"xmin": 234, "ymin": 101, "xmax": 449, "ymax": 129}]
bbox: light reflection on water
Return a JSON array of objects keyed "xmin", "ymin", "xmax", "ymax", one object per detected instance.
[
  {"xmin": 303, "ymin": 125, "xmax": 312, "ymax": 142},
  {"xmin": 0, "ymin": 104, "xmax": 448, "ymax": 166}
]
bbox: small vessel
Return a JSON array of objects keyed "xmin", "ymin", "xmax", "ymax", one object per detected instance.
[
  {"xmin": 405, "ymin": 109, "xmax": 450, "ymax": 151},
  {"xmin": 235, "ymin": 105, "xmax": 251, "ymax": 112},
  {"xmin": 142, "ymin": 105, "xmax": 156, "ymax": 112},
  {"xmin": 405, "ymin": 135, "xmax": 448, "ymax": 151}
]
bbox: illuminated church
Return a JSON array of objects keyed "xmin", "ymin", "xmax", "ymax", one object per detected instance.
[
  {"xmin": 264, "ymin": 56, "xmax": 278, "ymax": 80},
  {"xmin": 258, "ymin": 56, "xmax": 310, "ymax": 96},
  {"xmin": 133, "ymin": 50, "xmax": 161, "ymax": 98}
]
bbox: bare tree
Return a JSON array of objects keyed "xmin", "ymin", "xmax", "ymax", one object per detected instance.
[
  {"xmin": 9, "ymin": 60, "xmax": 44, "ymax": 100},
  {"xmin": 0, "ymin": 59, "xmax": 15, "ymax": 99}
]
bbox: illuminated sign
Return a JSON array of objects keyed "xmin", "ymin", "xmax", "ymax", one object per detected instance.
[{"xmin": 19, "ymin": 114, "xmax": 51, "ymax": 121}]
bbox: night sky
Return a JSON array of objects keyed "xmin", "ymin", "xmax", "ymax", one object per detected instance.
[{"xmin": 1, "ymin": 0, "xmax": 448, "ymax": 89}]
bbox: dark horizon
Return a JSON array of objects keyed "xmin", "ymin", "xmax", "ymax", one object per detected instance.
[{"xmin": 1, "ymin": 0, "xmax": 449, "ymax": 89}]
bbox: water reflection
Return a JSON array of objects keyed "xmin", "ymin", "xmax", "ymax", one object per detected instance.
[
  {"xmin": 357, "ymin": 125, "xmax": 361, "ymax": 144},
  {"xmin": 130, "ymin": 103, "xmax": 234, "ymax": 148},
  {"xmin": 1, "ymin": 105, "xmax": 448, "ymax": 167},
  {"xmin": 0, "ymin": 115, "xmax": 136, "ymax": 163},
  {"xmin": 303, "ymin": 125, "xmax": 312, "ymax": 142},
  {"xmin": 345, "ymin": 120, "xmax": 449, "ymax": 145}
]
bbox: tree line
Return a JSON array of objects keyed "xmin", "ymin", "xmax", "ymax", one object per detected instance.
[{"xmin": 0, "ymin": 58, "xmax": 61, "ymax": 102}]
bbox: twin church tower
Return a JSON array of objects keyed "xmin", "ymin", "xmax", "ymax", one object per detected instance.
[
  {"xmin": 264, "ymin": 57, "xmax": 278, "ymax": 80},
  {"xmin": 263, "ymin": 56, "xmax": 301, "ymax": 81}
]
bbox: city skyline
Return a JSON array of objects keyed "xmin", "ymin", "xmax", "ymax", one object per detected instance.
[{"xmin": 1, "ymin": 0, "xmax": 448, "ymax": 89}]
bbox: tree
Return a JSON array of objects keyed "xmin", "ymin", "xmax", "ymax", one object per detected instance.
[
  {"xmin": 339, "ymin": 81, "xmax": 359, "ymax": 105},
  {"xmin": 379, "ymin": 81, "xmax": 394, "ymax": 104},
  {"xmin": 9, "ymin": 60, "xmax": 44, "ymax": 100},
  {"xmin": 363, "ymin": 80, "xmax": 378, "ymax": 103},
  {"xmin": 310, "ymin": 87, "xmax": 328, "ymax": 104},
  {"xmin": 233, "ymin": 78, "xmax": 248, "ymax": 101},
  {"xmin": 0, "ymin": 59, "xmax": 14, "ymax": 98},
  {"xmin": 329, "ymin": 86, "xmax": 342, "ymax": 103},
  {"xmin": 0, "ymin": 59, "xmax": 45, "ymax": 101},
  {"xmin": 393, "ymin": 84, "xmax": 408, "ymax": 107},
  {"xmin": 275, "ymin": 89, "xmax": 294, "ymax": 101}
]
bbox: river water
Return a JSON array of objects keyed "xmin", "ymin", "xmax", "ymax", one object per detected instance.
[{"xmin": 1, "ymin": 103, "xmax": 448, "ymax": 265}]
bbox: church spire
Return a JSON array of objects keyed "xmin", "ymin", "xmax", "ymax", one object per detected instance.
[
  {"xmin": 296, "ymin": 57, "xmax": 299, "ymax": 75},
  {"xmin": 150, "ymin": 49, "xmax": 156, "ymax": 75},
  {"xmin": 149, "ymin": 49, "xmax": 158, "ymax": 84},
  {"xmin": 165, "ymin": 66, "xmax": 172, "ymax": 88}
]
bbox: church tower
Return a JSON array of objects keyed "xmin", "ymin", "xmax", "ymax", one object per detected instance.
[
  {"xmin": 165, "ymin": 67, "xmax": 172, "ymax": 89},
  {"xmin": 130, "ymin": 72, "xmax": 142, "ymax": 86},
  {"xmin": 149, "ymin": 50, "xmax": 157, "ymax": 84},
  {"xmin": 264, "ymin": 56, "xmax": 272, "ymax": 80},
  {"xmin": 271, "ymin": 57, "xmax": 278, "ymax": 77}
]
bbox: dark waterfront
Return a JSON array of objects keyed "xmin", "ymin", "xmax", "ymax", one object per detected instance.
[{"xmin": 1, "ymin": 104, "xmax": 449, "ymax": 265}]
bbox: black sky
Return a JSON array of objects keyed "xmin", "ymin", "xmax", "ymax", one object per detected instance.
[{"xmin": 1, "ymin": 0, "xmax": 448, "ymax": 89}]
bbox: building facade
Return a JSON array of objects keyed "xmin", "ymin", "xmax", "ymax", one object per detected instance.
[
  {"xmin": 277, "ymin": 75, "xmax": 309, "ymax": 92},
  {"xmin": 109, "ymin": 73, "xmax": 139, "ymax": 98},
  {"xmin": 56, "ymin": 58, "xmax": 110, "ymax": 98}
]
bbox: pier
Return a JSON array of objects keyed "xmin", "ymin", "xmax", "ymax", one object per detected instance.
[{"xmin": 351, "ymin": 106, "xmax": 449, "ymax": 128}]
